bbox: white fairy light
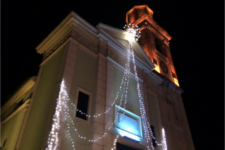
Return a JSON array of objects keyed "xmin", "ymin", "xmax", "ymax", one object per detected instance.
[
  {"xmin": 59, "ymin": 45, "xmax": 132, "ymax": 144},
  {"xmin": 63, "ymin": 62, "xmax": 131, "ymax": 143},
  {"xmin": 111, "ymin": 135, "xmax": 119, "ymax": 150},
  {"xmin": 69, "ymin": 44, "xmax": 132, "ymax": 119},
  {"xmin": 124, "ymin": 23, "xmax": 141, "ymax": 42},
  {"xmin": 47, "ymin": 22, "xmax": 169, "ymax": 150},
  {"xmin": 162, "ymin": 128, "xmax": 167, "ymax": 150},
  {"xmin": 46, "ymin": 80, "xmax": 69, "ymax": 150},
  {"xmin": 127, "ymin": 35, "xmax": 168, "ymax": 149}
]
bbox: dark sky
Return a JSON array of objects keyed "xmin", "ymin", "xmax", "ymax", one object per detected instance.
[{"xmin": 2, "ymin": 0, "xmax": 223, "ymax": 149}]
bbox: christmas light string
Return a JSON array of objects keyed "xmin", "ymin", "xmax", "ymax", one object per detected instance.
[
  {"xmin": 64, "ymin": 73, "xmax": 130, "ymax": 144},
  {"xmin": 126, "ymin": 23, "xmax": 167, "ymax": 150},
  {"xmin": 111, "ymin": 135, "xmax": 119, "ymax": 150},
  {"xmin": 69, "ymin": 41, "xmax": 133, "ymax": 119},
  {"xmin": 46, "ymin": 23, "xmax": 167, "ymax": 150},
  {"xmin": 162, "ymin": 128, "xmax": 167, "ymax": 150},
  {"xmin": 129, "ymin": 42, "xmax": 154, "ymax": 149},
  {"xmin": 63, "ymin": 46, "xmax": 131, "ymax": 145},
  {"xmin": 46, "ymin": 80, "xmax": 70, "ymax": 150}
]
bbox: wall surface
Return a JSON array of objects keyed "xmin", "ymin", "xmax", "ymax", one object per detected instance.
[
  {"xmin": 19, "ymin": 44, "xmax": 68, "ymax": 150},
  {"xmin": 1, "ymin": 110, "xmax": 26, "ymax": 150},
  {"xmin": 61, "ymin": 45, "xmax": 98, "ymax": 150}
]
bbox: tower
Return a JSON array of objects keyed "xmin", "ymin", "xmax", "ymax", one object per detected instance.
[
  {"xmin": 1, "ymin": 5, "xmax": 194, "ymax": 150},
  {"xmin": 126, "ymin": 5, "xmax": 179, "ymax": 86}
]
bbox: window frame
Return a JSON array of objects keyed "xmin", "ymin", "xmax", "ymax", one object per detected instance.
[
  {"xmin": 74, "ymin": 87, "xmax": 92, "ymax": 123},
  {"xmin": 114, "ymin": 105, "xmax": 143, "ymax": 141}
]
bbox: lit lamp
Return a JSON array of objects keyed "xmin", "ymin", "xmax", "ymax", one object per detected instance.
[{"xmin": 124, "ymin": 23, "xmax": 141, "ymax": 42}]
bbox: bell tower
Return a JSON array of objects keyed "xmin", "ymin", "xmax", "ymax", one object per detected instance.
[{"xmin": 126, "ymin": 5, "xmax": 179, "ymax": 86}]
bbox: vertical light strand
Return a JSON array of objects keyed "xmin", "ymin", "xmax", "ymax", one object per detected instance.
[
  {"xmin": 129, "ymin": 42, "xmax": 152, "ymax": 148},
  {"xmin": 57, "ymin": 41, "xmax": 132, "ymax": 146},
  {"xmin": 111, "ymin": 135, "xmax": 119, "ymax": 150},
  {"xmin": 162, "ymin": 128, "xmax": 167, "ymax": 150},
  {"xmin": 128, "ymin": 36, "xmax": 168, "ymax": 149},
  {"xmin": 46, "ymin": 80, "xmax": 69, "ymax": 150}
]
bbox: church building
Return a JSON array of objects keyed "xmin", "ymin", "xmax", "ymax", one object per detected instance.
[{"xmin": 1, "ymin": 5, "xmax": 195, "ymax": 150}]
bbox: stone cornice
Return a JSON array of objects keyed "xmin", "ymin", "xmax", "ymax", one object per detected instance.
[
  {"xmin": 36, "ymin": 11, "xmax": 97, "ymax": 55},
  {"xmin": 1, "ymin": 77, "xmax": 36, "ymax": 113},
  {"xmin": 107, "ymin": 57, "xmax": 144, "ymax": 83},
  {"xmin": 159, "ymin": 73, "xmax": 184, "ymax": 94},
  {"xmin": 126, "ymin": 5, "xmax": 172, "ymax": 41},
  {"xmin": 1, "ymin": 100, "xmax": 30, "ymax": 125}
]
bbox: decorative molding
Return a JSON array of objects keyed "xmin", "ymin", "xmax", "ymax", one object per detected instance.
[
  {"xmin": 99, "ymin": 45, "xmax": 107, "ymax": 56},
  {"xmin": 1, "ymin": 77, "xmax": 36, "ymax": 113},
  {"xmin": 43, "ymin": 30, "xmax": 98, "ymax": 61},
  {"xmin": 1, "ymin": 100, "xmax": 30, "ymax": 125},
  {"xmin": 108, "ymin": 49, "xmax": 126, "ymax": 69},
  {"xmin": 43, "ymin": 31, "xmax": 72, "ymax": 60},
  {"xmin": 71, "ymin": 30, "xmax": 98, "ymax": 54},
  {"xmin": 107, "ymin": 57, "xmax": 144, "ymax": 83},
  {"xmin": 146, "ymin": 71, "xmax": 163, "ymax": 85}
]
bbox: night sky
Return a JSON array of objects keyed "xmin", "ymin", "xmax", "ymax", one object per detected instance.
[{"xmin": 2, "ymin": 0, "xmax": 223, "ymax": 149}]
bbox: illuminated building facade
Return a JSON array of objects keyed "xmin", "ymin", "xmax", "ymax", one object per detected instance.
[{"xmin": 1, "ymin": 5, "xmax": 194, "ymax": 150}]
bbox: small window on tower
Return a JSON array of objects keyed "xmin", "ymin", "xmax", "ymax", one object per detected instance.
[
  {"xmin": 172, "ymin": 73, "xmax": 177, "ymax": 79},
  {"xmin": 76, "ymin": 91, "xmax": 89, "ymax": 121},
  {"xmin": 150, "ymin": 125, "xmax": 157, "ymax": 147},
  {"xmin": 153, "ymin": 58, "xmax": 157, "ymax": 65},
  {"xmin": 155, "ymin": 38, "xmax": 167, "ymax": 57}
]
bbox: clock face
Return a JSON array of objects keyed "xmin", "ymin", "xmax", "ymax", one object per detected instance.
[{"xmin": 160, "ymin": 61, "xmax": 168, "ymax": 74}]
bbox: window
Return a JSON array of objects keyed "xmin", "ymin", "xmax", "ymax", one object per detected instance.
[
  {"xmin": 155, "ymin": 38, "xmax": 167, "ymax": 57},
  {"xmin": 172, "ymin": 72, "xmax": 177, "ymax": 79},
  {"xmin": 115, "ymin": 105, "xmax": 142, "ymax": 142},
  {"xmin": 150, "ymin": 125, "xmax": 157, "ymax": 147},
  {"xmin": 75, "ymin": 91, "xmax": 89, "ymax": 120},
  {"xmin": 153, "ymin": 58, "xmax": 157, "ymax": 65}
]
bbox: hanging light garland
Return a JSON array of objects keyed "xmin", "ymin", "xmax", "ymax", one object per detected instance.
[
  {"xmin": 162, "ymin": 128, "xmax": 167, "ymax": 150},
  {"xmin": 63, "ymin": 46, "xmax": 132, "ymax": 145},
  {"xmin": 125, "ymin": 23, "xmax": 168, "ymax": 150},
  {"xmin": 46, "ymin": 23, "xmax": 168, "ymax": 150},
  {"xmin": 46, "ymin": 80, "xmax": 70, "ymax": 150}
]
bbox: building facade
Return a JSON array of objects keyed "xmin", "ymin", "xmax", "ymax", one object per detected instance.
[{"xmin": 1, "ymin": 5, "xmax": 194, "ymax": 150}]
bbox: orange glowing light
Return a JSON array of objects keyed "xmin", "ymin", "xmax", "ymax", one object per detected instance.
[
  {"xmin": 173, "ymin": 78, "xmax": 179, "ymax": 87},
  {"xmin": 153, "ymin": 64, "xmax": 160, "ymax": 73}
]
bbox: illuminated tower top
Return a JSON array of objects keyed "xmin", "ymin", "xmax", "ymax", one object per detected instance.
[{"xmin": 126, "ymin": 5, "xmax": 179, "ymax": 86}]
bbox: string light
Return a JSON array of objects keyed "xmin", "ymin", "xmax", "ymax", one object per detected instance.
[
  {"xmin": 162, "ymin": 128, "xmax": 167, "ymax": 150},
  {"xmin": 50, "ymin": 45, "xmax": 132, "ymax": 146},
  {"xmin": 111, "ymin": 135, "xmax": 119, "ymax": 150},
  {"xmin": 46, "ymin": 22, "xmax": 168, "ymax": 150},
  {"xmin": 124, "ymin": 23, "xmax": 141, "ymax": 41},
  {"xmin": 126, "ymin": 24, "xmax": 168, "ymax": 150},
  {"xmin": 63, "ymin": 48, "xmax": 131, "ymax": 143},
  {"xmin": 69, "ymin": 43, "xmax": 132, "ymax": 119},
  {"xmin": 46, "ymin": 80, "xmax": 69, "ymax": 150}
]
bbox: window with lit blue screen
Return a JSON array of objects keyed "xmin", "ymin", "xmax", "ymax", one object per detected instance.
[{"xmin": 115, "ymin": 105, "xmax": 142, "ymax": 142}]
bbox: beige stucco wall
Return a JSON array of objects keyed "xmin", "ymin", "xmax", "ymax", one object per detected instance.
[
  {"xmin": 19, "ymin": 44, "xmax": 68, "ymax": 150},
  {"xmin": 1, "ymin": 109, "xmax": 26, "ymax": 150},
  {"xmin": 113, "ymin": 66, "xmax": 140, "ymax": 115},
  {"xmin": 60, "ymin": 47, "xmax": 97, "ymax": 150}
]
